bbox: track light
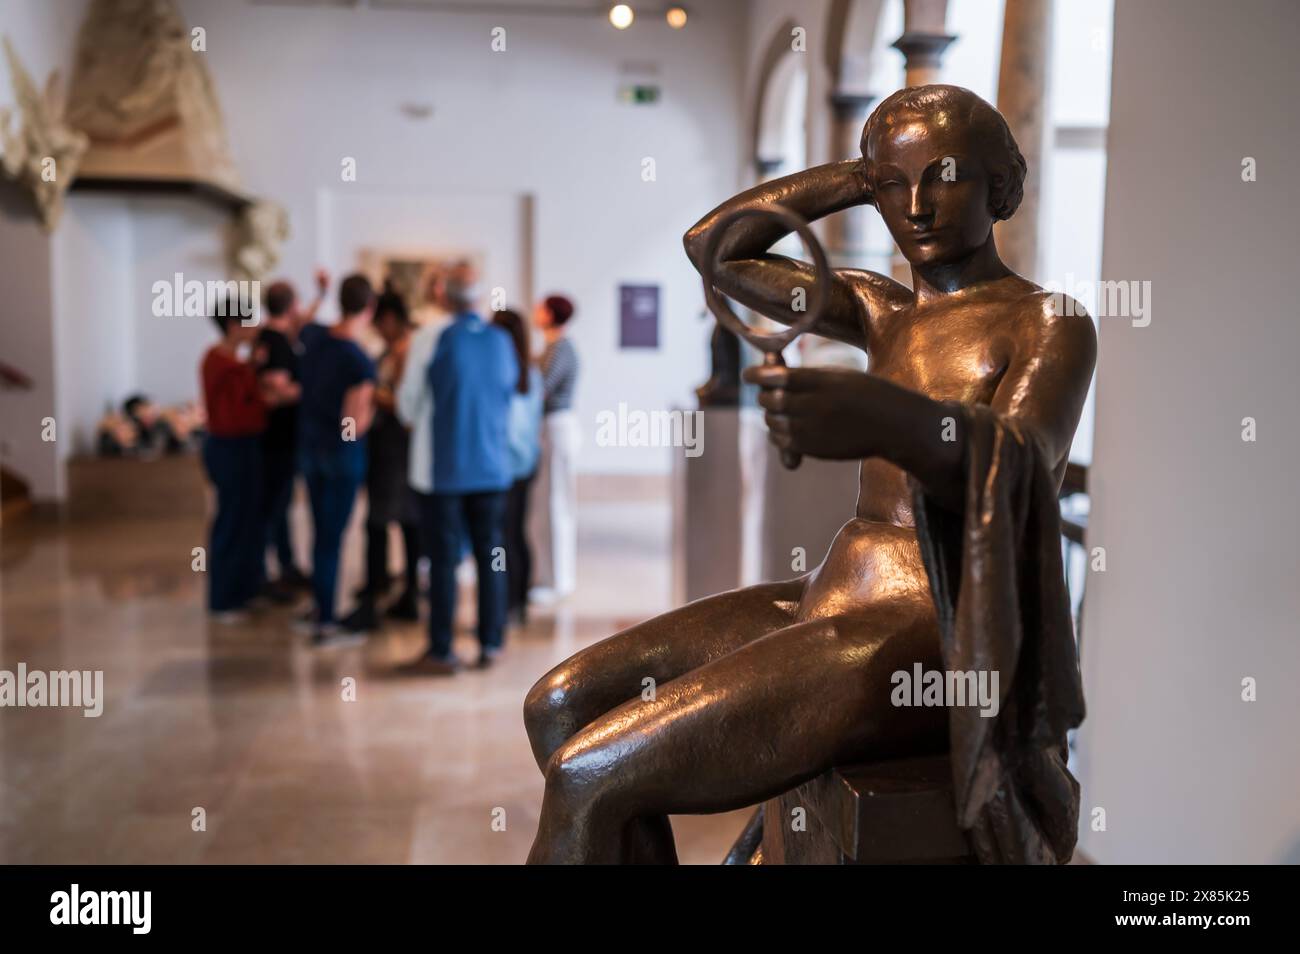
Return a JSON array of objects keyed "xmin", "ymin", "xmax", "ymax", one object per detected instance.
[{"xmin": 609, "ymin": 4, "xmax": 634, "ymax": 29}]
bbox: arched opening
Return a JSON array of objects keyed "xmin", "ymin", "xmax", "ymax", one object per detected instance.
[{"xmin": 751, "ymin": 20, "xmax": 808, "ymax": 183}]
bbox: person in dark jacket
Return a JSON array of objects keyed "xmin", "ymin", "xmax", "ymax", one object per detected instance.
[
  {"xmin": 493, "ymin": 308, "xmax": 543, "ymax": 625},
  {"xmin": 343, "ymin": 290, "xmax": 420, "ymax": 632},
  {"xmin": 296, "ymin": 274, "xmax": 377, "ymax": 645}
]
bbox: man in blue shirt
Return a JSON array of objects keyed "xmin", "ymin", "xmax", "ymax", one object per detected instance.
[
  {"xmin": 411, "ymin": 268, "xmax": 519, "ymax": 673},
  {"xmin": 297, "ymin": 274, "xmax": 377, "ymax": 645}
]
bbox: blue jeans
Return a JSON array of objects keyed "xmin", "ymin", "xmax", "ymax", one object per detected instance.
[
  {"xmin": 301, "ymin": 447, "xmax": 366, "ymax": 624},
  {"xmin": 202, "ymin": 435, "xmax": 265, "ymax": 612},
  {"xmin": 263, "ymin": 445, "xmax": 298, "ymax": 576},
  {"xmin": 421, "ymin": 490, "xmax": 509, "ymax": 659}
]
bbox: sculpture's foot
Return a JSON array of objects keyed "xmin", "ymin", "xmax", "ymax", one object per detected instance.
[
  {"xmin": 525, "ymin": 781, "xmax": 611, "ymax": 864},
  {"xmin": 623, "ymin": 815, "xmax": 678, "ymax": 865},
  {"xmin": 527, "ymin": 753, "xmax": 678, "ymax": 864}
]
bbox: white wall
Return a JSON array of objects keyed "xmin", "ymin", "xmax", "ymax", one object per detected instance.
[
  {"xmin": 0, "ymin": 183, "xmax": 60, "ymax": 498},
  {"xmin": 0, "ymin": 1, "xmax": 87, "ymax": 106},
  {"xmin": 1077, "ymin": 0, "xmax": 1300, "ymax": 864},
  {"xmin": 127, "ymin": 196, "xmax": 231, "ymax": 407},
  {"xmin": 169, "ymin": 0, "xmax": 748, "ymax": 475},
  {"xmin": 1042, "ymin": 0, "xmax": 1114, "ymax": 465},
  {"xmin": 47, "ymin": 194, "xmax": 230, "ymax": 458},
  {"xmin": 51, "ymin": 195, "xmax": 135, "ymax": 456},
  {"xmin": 320, "ymin": 188, "xmax": 530, "ymax": 318},
  {"xmin": 944, "ymin": 0, "xmax": 1004, "ymax": 101},
  {"xmin": 0, "ymin": 0, "xmax": 89, "ymax": 499}
]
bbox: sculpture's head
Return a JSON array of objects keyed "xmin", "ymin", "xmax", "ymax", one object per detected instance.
[{"xmin": 860, "ymin": 84, "xmax": 1025, "ymax": 267}]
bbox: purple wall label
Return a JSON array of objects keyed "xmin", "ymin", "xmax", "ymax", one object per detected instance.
[{"xmin": 619, "ymin": 284, "xmax": 660, "ymax": 349}]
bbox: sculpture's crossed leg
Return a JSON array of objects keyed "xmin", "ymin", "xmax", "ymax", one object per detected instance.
[{"xmin": 523, "ymin": 577, "xmax": 946, "ymax": 864}]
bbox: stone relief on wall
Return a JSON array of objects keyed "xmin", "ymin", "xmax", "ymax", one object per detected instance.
[
  {"xmin": 0, "ymin": 0, "xmax": 289, "ymax": 279},
  {"xmin": 231, "ymin": 200, "xmax": 290, "ymax": 283},
  {"xmin": 0, "ymin": 37, "xmax": 89, "ymax": 231},
  {"xmin": 65, "ymin": 0, "xmax": 240, "ymax": 191}
]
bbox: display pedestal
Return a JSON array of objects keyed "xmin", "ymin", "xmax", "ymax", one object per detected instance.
[
  {"xmin": 759, "ymin": 446, "xmax": 860, "ymax": 582},
  {"xmin": 761, "ymin": 755, "xmax": 974, "ymax": 864},
  {"xmin": 673, "ymin": 412, "xmax": 867, "ymax": 600},
  {"xmin": 672, "ymin": 407, "xmax": 745, "ymax": 604}
]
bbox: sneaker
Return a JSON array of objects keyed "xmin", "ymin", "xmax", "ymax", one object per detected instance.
[
  {"xmin": 528, "ymin": 585, "xmax": 572, "ymax": 606},
  {"xmin": 353, "ymin": 577, "xmax": 392, "ymax": 601},
  {"xmin": 209, "ymin": 609, "xmax": 250, "ymax": 625},
  {"xmin": 398, "ymin": 653, "xmax": 460, "ymax": 676},
  {"xmin": 341, "ymin": 601, "xmax": 380, "ymax": 633},
  {"xmin": 527, "ymin": 586, "xmax": 557, "ymax": 607},
  {"xmin": 385, "ymin": 590, "xmax": 419, "ymax": 622},
  {"xmin": 279, "ymin": 566, "xmax": 313, "ymax": 591},
  {"xmin": 476, "ymin": 647, "xmax": 503, "ymax": 670},
  {"xmin": 311, "ymin": 625, "xmax": 366, "ymax": 649},
  {"xmin": 260, "ymin": 580, "xmax": 298, "ymax": 606}
]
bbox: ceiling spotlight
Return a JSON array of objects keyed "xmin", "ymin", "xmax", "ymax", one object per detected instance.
[
  {"xmin": 666, "ymin": 7, "xmax": 687, "ymax": 29},
  {"xmin": 609, "ymin": 4, "xmax": 634, "ymax": 30}
]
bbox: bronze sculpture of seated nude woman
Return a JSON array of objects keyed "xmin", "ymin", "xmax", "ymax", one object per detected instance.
[{"xmin": 523, "ymin": 85, "xmax": 1097, "ymax": 864}]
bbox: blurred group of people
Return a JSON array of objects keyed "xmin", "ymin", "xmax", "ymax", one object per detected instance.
[{"xmin": 198, "ymin": 264, "xmax": 578, "ymax": 674}]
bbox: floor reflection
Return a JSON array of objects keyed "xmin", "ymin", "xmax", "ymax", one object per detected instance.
[{"xmin": 0, "ymin": 480, "xmax": 749, "ymax": 863}]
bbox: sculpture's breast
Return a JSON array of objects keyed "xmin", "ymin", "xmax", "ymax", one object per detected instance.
[
  {"xmin": 855, "ymin": 303, "xmax": 1014, "ymax": 526},
  {"xmin": 870, "ymin": 304, "xmax": 1009, "ymax": 406}
]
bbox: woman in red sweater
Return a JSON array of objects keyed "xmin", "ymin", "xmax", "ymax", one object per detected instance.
[{"xmin": 200, "ymin": 305, "xmax": 268, "ymax": 620}]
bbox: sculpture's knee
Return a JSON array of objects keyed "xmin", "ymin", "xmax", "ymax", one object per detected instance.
[
  {"xmin": 542, "ymin": 739, "xmax": 618, "ymax": 820},
  {"xmin": 523, "ymin": 671, "xmax": 579, "ymax": 770}
]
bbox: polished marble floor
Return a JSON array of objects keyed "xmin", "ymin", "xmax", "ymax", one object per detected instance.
[{"xmin": 0, "ymin": 469, "xmax": 748, "ymax": 863}]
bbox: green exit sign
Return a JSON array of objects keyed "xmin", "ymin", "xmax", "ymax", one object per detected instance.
[{"xmin": 618, "ymin": 84, "xmax": 660, "ymax": 105}]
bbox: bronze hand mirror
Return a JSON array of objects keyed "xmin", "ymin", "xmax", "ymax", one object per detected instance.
[{"xmin": 698, "ymin": 202, "xmax": 832, "ymax": 469}]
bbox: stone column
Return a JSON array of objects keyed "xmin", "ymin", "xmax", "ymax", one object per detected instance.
[
  {"xmin": 994, "ymin": 0, "xmax": 1054, "ymax": 281},
  {"xmin": 824, "ymin": 92, "xmax": 875, "ymax": 267},
  {"xmin": 892, "ymin": 0, "xmax": 956, "ymax": 89}
]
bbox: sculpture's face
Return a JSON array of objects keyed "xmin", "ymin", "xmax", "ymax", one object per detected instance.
[{"xmin": 865, "ymin": 111, "xmax": 998, "ymax": 268}]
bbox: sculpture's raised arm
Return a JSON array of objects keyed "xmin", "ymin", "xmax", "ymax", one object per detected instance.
[{"xmin": 683, "ymin": 160, "xmax": 896, "ymax": 351}]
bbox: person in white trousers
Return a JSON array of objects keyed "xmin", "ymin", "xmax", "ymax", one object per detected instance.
[{"xmin": 529, "ymin": 295, "xmax": 580, "ymax": 601}]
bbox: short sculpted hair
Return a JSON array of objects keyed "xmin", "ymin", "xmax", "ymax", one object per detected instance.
[{"xmin": 860, "ymin": 84, "xmax": 1027, "ymax": 221}]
